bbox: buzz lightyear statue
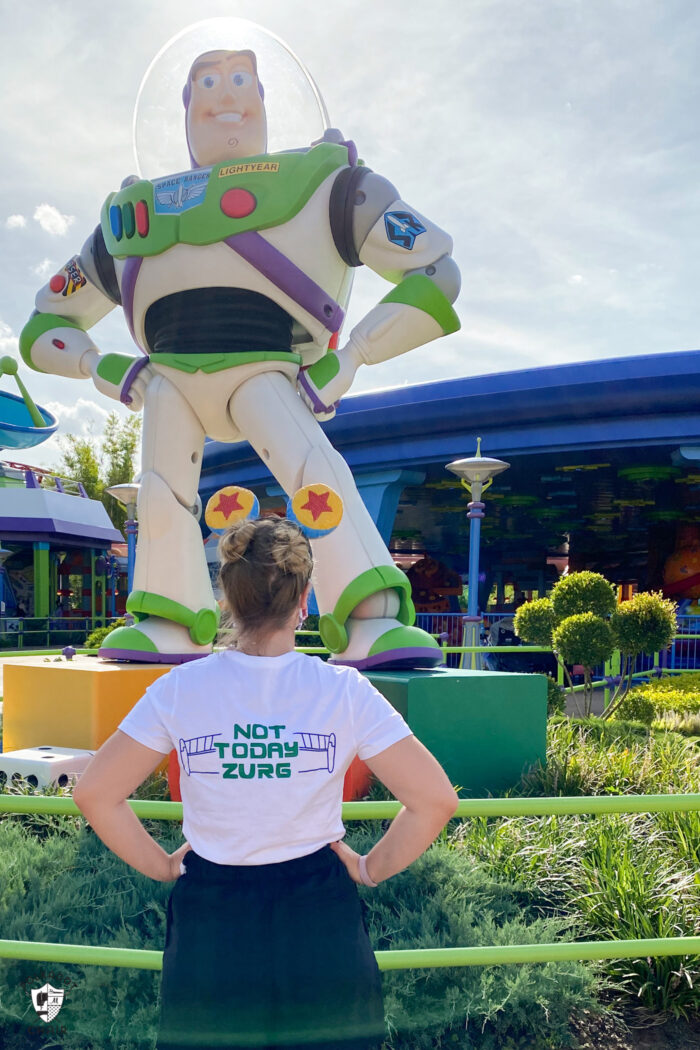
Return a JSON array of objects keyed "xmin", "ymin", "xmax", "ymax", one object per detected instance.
[{"xmin": 20, "ymin": 43, "xmax": 460, "ymax": 668}]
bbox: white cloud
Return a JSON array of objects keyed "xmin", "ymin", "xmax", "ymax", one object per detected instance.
[
  {"xmin": 5, "ymin": 214, "xmax": 26, "ymax": 229},
  {"xmin": 32, "ymin": 258, "xmax": 53, "ymax": 279},
  {"xmin": 27, "ymin": 397, "xmax": 114, "ymax": 470},
  {"xmin": 33, "ymin": 203, "xmax": 74, "ymax": 237},
  {"xmin": 44, "ymin": 396, "xmax": 111, "ymax": 434},
  {"xmin": 0, "ymin": 319, "xmax": 19, "ymax": 357}
]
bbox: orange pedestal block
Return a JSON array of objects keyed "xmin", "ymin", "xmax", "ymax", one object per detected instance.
[
  {"xmin": 2, "ymin": 656, "xmax": 173, "ymax": 771},
  {"xmin": 3, "ymin": 657, "xmax": 375, "ymax": 802}
]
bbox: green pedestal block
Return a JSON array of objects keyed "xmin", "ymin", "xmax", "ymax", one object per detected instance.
[{"xmin": 366, "ymin": 668, "xmax": 547, "ymax": 796}]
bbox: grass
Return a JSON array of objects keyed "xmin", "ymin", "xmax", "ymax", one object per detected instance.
[
  {"xmin": 451, "ymin": 716, "xmax": 700, "ymax": 1020},
  {"xmin": 2, "ymin": 696, "xmax": 700, "ymax": 1035}
]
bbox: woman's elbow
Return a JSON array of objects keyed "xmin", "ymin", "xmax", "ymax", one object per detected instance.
[
  {"xmin": 442, "ymin": 788, "xmax": 460, "ymax": 821},
  {"xmin": 71, "ymin": 786, "xmax": 91, "ymax": 813},
  {"xmin": 428, "ymin": 787, "xmax": 460, "ymax": 825},
  {"xmin": 72, "ymin": 782, "xmax": 102, "ymax": 813}
]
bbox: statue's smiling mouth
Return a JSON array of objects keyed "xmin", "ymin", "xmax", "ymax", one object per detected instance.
[{"xmin": 213, "ymin": 111, "xmax": 244, "ymax": 123}]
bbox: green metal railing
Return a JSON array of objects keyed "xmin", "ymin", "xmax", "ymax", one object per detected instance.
[
  {"xmin": 0, "ymin": 617, "xmax": 120, "ymax": 651},
  {"xmin": 1, "ymin": 793, "xmax": 699, "ymax": 971}
]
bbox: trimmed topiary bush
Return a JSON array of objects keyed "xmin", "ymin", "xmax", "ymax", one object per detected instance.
[
  {"xmin": 603, "ymin": 593, "xmax": 678, "ymax": 720},
  {"xmin": 552, "ymin": 613, "xmax": 614, "ymax": 669},
  {"xmin": 609, "ymin": 689, "xmax": 655, "ymax": 726},
  {"xmin": 513, "ymin": 598, "xmax": 556, "ymax": 648},
  {"xmin": 611, "ymin": 591, "xmax": 677, "ymax": 657},
  {"xmin": 550, "ymin": 571, "xmax": 616, "ymax": 621}
]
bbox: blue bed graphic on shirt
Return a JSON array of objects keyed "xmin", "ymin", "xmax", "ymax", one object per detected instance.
[{"xmin": 178, "ymin": 723, "xmax": 336, "ymax": 779}]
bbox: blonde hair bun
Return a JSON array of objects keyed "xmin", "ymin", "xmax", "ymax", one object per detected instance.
[
  {"xmin": 270, "ymin": 519, "xmax": 314, "ymax": 575},
  {"xmin": 217, "ymin": 516, "xmax": 313, "ymax": 642},
  {"xmin": 218, "ymin": 520, "xmax": 257, "ymax": 565}
]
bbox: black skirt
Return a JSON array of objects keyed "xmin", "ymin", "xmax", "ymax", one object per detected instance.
[{"xmin": 156, "ymin": 845, "xmax": 385, "ymax": 1050}]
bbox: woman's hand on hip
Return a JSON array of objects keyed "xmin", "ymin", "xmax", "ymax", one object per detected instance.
[
  {"xmin": 329, "ymin": 840, "xmax": 362, "ymax": 884},
  {"xmin": 168, "ymin": 841, "xmax": 193, "ymax": 881}
]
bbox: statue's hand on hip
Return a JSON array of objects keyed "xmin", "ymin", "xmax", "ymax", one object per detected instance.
[{"xmin": 297, "ymin": 348, "xmax": 357, "ymax": 421}]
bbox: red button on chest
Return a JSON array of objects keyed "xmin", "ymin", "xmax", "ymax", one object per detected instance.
[
  {"xmin": 220, "ymin": 188, "xmax": 257, "ymax": 218},
  {"xmin": 135, "ymin": 200, "xmax": 149, "ymax": 237}
]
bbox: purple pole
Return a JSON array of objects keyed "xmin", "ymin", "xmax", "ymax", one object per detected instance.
[{"xmin": 126, "ymin": 519, "xmax": 137, "ymax": 594}]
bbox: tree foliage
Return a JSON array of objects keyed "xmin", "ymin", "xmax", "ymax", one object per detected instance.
[
  {"xmin": 513, "ymin": 597, "xmax": 556, "ymax": 647},
  {"xmin": 611, "ymin": 591, "xmax": 677, "ymax": 657},
  {"xmin": 57, "ymin": 412, "xmax": 141, "ymax": 534},
  {"xmin": 551, "ymin": 570, "xmax": 616, "ymax": 620},
  {"xmin": 514, "ymin": 571, "xmax": 677, "ymax": 719},
  {"xmin": 552, "ymin": 612, "xmax": 614, "ymax": 669}
]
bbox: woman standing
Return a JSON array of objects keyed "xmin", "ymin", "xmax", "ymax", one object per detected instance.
[{"xmin": 73, "ymin": 516, "xmax": 458, "ymax": 1049}]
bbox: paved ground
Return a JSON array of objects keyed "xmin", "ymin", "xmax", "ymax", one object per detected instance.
[{"xmin": 565, "ymin": 686, "xmax": 609, "ymax": 717}]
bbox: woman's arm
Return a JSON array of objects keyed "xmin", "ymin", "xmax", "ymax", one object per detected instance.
[
  {"xmin": 72, "ymin": 730, "xmax": 190, "ymax": 882},
  {"xmin": 331, "ymin": 734, "xmax": 458, "ymax": 884}
]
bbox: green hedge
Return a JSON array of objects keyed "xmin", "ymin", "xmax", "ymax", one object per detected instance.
[{"xmin": 611, "ymin": 672, "xmax": 700, "ymax": 731}]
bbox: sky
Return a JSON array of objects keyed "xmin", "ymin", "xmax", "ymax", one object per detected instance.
[{"xmin": 2, "ymin": 0, "xmax": 700, "ymax": 469}]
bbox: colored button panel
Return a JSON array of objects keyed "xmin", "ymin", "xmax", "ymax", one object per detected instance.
[
  {"xmin": 220, "ymin": 188, "xmax": 257, "ymax": 219},
  {"xmin": 123, "ymin": 202, "xmax": 136, "ymax": 239},
  {"xmin": 109, "ymin": 205, "xmax": 123, "ymax": 240},
  {"xmin": 135, "ymin": 200, "xmax": 149, "ymax": 237},
  {"xmin": 49, "ymin": 274, "xmax": 67, "ymax": 293}
]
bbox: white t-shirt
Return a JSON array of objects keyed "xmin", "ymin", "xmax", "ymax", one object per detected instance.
[{"xmin": 117, "ymin": 649, "xmax": 412, "ymax": 865}]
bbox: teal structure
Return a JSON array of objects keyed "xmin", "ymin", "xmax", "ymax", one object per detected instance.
[{"xmin": 367, "ymin": 669, "xmax": 547, "ymax": 796}]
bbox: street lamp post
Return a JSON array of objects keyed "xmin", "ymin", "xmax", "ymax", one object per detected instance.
[
  {"xmin": 105, "ymin": 484, "xmax": 139, "ymax": 595},
  {"xmin": 446, "ymin": 439, "xmax": 510, "ymax": 668}
]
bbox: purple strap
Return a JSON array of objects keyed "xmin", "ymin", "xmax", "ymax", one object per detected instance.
[
  {"xmin": 297, "ymin": 368, "xmax": 340, "ymax": 416},
  {"xmin": 120, "ymin": 257, "xmax": 145, "ymax": 349},
  {"xmin": 225, "ymin": 231, "xmax": 344, "ymax": 333},
  {"xmin": 121, "ymin": 356, "xmax": 151, "ymax": 405}
]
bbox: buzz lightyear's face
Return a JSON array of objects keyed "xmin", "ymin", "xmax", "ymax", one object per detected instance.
[{"xmin": 185, "ymin": 50, "xmax": 267, "ymax": 167}]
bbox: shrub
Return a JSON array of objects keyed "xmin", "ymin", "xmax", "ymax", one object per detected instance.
[
  {"xmin": 84, "ymin": 618, "xmax": 126, "ymax": 649},
  {"xmin": 516, "ymin": 574, "xmax": 618, "ymax": 717},
  {"xmin": 550, "ymin": 571, "xmax": 616, "ymax": 621},
  {"xmin": 552, "ymin": 613, "xmax": 614, "ymax": 714},
  {"xmin": 346, "ymin": 829, "xmax": 599, "ymax": 1050},
  {"xmin": 609, "ymin": 689, "xmax": 655, "ymax": 726},
  {"xmin": 647, "ymin": 672, "xmax": 700, "ymax": 694},
  {"xmin": 513, "ymin": 598, "xmax": 555, "ymax": 647},
  {"xmin": 611, "ymin": 591, "xmax": 677, "ymax": 657},
  {"xmin": 454, "ymin": 811, "xmax": 700, "ymax": 1020},
  {"xmin": 611, "ymin": 674, "xmax": 700, "ymax": 734},
  {"xmin": 0, "ymin": 819, "xmax": 177, "ymax": 1050},
  {"xmin": 552, "ymin": 613, "xmax": 614, "ymax": 669},
  {"xmin": 513, "ymin": 717, "xmax": 700, "ymax": 798},
  {"xmin": 0, "ymin": 817, "xmax": 600, "ymax": 1050}
]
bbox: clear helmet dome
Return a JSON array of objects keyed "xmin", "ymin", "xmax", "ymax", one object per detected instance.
[{"xmin": 133, "ymin": 18, "xmax": 329, "ymax": 179}]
